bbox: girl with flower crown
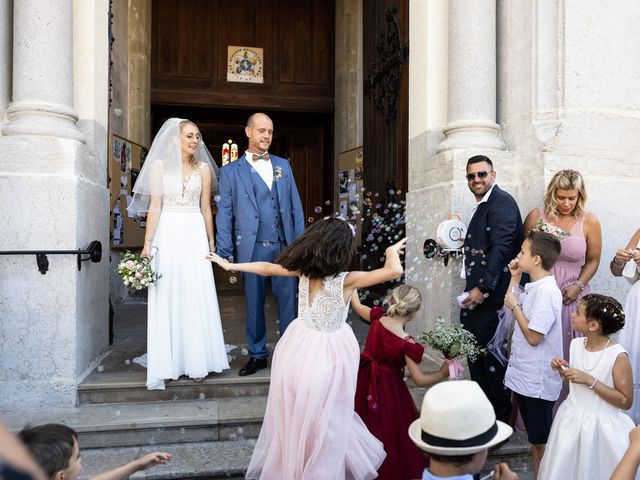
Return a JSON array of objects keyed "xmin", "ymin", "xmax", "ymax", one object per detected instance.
[
  {"xmin": 209, "ymin": 216, "xmax": 406, "ymax": 480},
  {"xmin": 539, "ymin": 294, "xmax": 635, "ymax": 479}
]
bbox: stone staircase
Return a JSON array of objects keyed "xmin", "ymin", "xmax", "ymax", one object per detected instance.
[{"xmin": 3, "ymin": 298, "xmax": 533, "ymax": 479}]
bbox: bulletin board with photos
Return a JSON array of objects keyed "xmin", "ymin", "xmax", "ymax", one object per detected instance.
[
  {"xmin": 109, "ymin": 134, "xmax": 149, "ymax": 249},
  {"xmin": 337, "ymin": 146, "xmax": 364, "ymax": 246}
]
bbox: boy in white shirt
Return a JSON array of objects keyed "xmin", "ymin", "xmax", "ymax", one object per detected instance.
[{"xmin": 503, "ymin": 230, "xmax": 563, "ymax": 480}]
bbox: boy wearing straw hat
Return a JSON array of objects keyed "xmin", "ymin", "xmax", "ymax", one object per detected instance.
[{"xmin": 408, "ymin": 380, "xmax": 518, "ymax": 480}]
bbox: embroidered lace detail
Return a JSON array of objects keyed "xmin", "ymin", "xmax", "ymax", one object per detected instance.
[
  {"xmin": 297, "ymin": 272, "xmax": 350, "ymax": 332},
  {"xmin": 162, "ymin": 164, "xmax": 204, "ymax": 213}
]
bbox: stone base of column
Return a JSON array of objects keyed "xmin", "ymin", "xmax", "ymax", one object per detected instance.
[
  {"xmin": 2, "ymin": 99, "xmax": 86, "ymax": 142},
  {"xmin": 438, "ymin": 120, "xmax": 506, "ymax": 153},
  {"xmin": 405, "ymin": 148, "xmax": 516, "ymax": 370},
  {"xmin": 0, "ymin": 135, "xmax": 108, "ymax": 412}
]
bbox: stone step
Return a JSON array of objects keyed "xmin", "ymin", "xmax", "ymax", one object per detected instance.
[
  {"xmin": 4, "ymin": 397, "xmax": 265, "ymax": 449},
  {"xmin": 78, "ymin": 369, "xmax": 271, "ymax": 405},
  {"xmin": 78, "ymin": 440, "xmax": 252, "ymax": 480}
]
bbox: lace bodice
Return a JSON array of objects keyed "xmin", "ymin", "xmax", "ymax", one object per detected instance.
[
  {"xmin": 162, "ymin": 164, "xmax": 205, "ymax": 212},
  {"xmin": 297, "ymin": 272, "xmax": 351, "ymax": 332}
]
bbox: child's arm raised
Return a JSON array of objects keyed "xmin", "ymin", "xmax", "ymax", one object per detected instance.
[
  {"xmin": 563, "ymin": 351, "xmax": 633, "ymax": 410},
  {"xmin": 405, "ymin": 354, "xmax": 449, "ymax": 387},
  {"xmin": 208, "ymin": 253, "xmax": 297, "ymax": 277},
  {"xmin": 90, "ymin": 452, "xmax": 172, "ymax": 480},
  {"xmin": 350, "ymin": 290, "xmax": 372, "ymax": 323},
  {"xmin": 344, "ymin": 238, "xmax": 406, "ymax": 293}
]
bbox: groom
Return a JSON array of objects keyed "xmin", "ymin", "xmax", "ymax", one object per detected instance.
[{"xmin": 216, "ymin": 112, "xmax": 305, "ymax": 376}]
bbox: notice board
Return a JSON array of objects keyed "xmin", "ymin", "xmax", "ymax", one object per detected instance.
[
  {"xmin": 109, "ymin": 134, "xmax": 149, "ymax": 249},
  {"xmin": 337, "ymin": 146, "xmax": 364, "ymax": 246}
]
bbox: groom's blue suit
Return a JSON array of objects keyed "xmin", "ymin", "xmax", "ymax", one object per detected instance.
[{"xmin": 215, "ymin": 154, "xmax": 305, "ymax": 359}]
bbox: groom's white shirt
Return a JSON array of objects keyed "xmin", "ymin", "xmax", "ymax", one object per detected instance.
[{"xmin": 245, "ymin": 150, "xmax": 273, "ymax": 190}]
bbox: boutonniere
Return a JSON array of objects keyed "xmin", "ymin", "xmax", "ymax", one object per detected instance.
[{"xmin": 274, "ymin": 165, "xmax": 283, "ymax": 181}]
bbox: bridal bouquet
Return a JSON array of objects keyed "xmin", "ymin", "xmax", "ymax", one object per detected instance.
[
  {"xmin": 421, "ymin": 318, "xmax": 486, "ymax": 379},
  {"xmin": 116, "ymin": 251, "xmax": 160, "ymax": 290},
  {"xmin": 535, "ymin": 218, "xmax": 569, "ymax": 240}
]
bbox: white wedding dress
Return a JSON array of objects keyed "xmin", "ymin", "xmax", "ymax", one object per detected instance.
[{"xmin": 146, "ymin": 163, "xmax": 229, "ymax": 390}]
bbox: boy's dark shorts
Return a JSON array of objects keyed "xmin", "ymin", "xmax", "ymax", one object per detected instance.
[{"xmin": 514, "ymin": 392, "xmax": 555, "ymax": 444}]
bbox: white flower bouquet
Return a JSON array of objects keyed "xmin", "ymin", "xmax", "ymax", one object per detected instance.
[
  {"xmin": 535, "ymin": 218, "xmax": 569, "ymax": 240},
  {"xmin": 421, "ymin": 318, "xmax": 486, "ymax": 379},
  {"xmin": 116, "ymin": 251, "xmax": 160, "ymax": 290}
]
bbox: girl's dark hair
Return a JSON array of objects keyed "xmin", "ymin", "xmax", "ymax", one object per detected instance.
[
  {"xmin": 277, "ymin": 216, "xmax": 356, "ymax": 279},
  {"xmin": 19, "ymin": 423, "xmax": 78, "ymax": 478},
  {"xmin": 582, "ymin": 293, "xmax": 626, "ymax": 335}
]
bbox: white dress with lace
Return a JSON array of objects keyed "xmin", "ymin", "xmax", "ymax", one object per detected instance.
[
  {"xmin": 246, "ymin": 273, "xmax": 386, "ymax": 480},
  {"xmin": 146, "ymin": 163, "xmax": 229, "ymax": 390}
]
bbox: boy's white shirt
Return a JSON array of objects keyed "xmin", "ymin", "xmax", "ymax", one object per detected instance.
[{"xmin": 504, "ymin": 275, "xmax": 563, "ymax": 401}]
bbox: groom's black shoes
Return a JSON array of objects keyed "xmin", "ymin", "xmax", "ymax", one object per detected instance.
[{"xmin": 239, "ymin": 357, "xmax": 267, "ymax": 376}]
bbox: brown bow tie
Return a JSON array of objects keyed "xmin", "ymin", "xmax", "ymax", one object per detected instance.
[{"xmin": 251, "ymin": 153, "xmax": 270, "ymax": 162}]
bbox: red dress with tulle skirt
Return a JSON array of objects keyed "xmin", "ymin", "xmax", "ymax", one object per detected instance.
[{"xmin": 355, "ymin": 307, "xmax": 427, "ymax": 480}]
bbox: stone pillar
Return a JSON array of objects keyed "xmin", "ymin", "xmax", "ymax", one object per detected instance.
[
  {"xmin": 2, "ymin": 0, "xmax": 84, "ymax": 141},
  {"xmin": 0, "ymin": 0, "xmax": 109, "ymax": 412},
  {"xmin": 0, "ymin": 0, "xmax": 11, "ymax": 116},
  {"xmin": 438, "ymin": 0, "xmax": 504, "ymax": 152}
]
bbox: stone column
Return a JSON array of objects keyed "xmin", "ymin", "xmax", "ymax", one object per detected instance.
[
  {"xmin": 438, "ymin": 0, "xmax": 504, "ymax": 152},
  {"xmin": 2, "ymin": 0, "xmax": 84, "ymax": 141},
  {"xmin": 0, "ymin": 0, "xmax": 11, "ymax": 116}
]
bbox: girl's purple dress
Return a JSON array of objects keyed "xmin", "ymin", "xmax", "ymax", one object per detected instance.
[{"xmin": 540, "ymin": 208, "xmax": 591, "ymax": 360}]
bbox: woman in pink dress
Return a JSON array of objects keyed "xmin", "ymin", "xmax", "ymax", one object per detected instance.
[
  {"xmin": 210, "ymin": 217, "xmax": 408, "ymax": 480},
  {"xmin": 523, "ymin": 169, "xmax": 602, "ymax": 362}
]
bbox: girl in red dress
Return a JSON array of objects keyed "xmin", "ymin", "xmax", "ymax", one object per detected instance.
[{"xmin": 352, "ymin": 285, "xmax": 449, "ymax": 480}]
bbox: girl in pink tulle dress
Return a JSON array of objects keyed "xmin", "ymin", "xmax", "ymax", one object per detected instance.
[{"xmin": 210, "ymin": 216, "xmax": 407, "ymax": 479}]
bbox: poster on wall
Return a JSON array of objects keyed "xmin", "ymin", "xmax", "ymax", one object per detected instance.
[{"xmin": 227, "ymin": 46, "xmax": 264, "ymax": 83}]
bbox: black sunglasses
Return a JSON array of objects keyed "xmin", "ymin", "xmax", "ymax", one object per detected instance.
[{"xmin": 466, "ymin": 171, "xmax": 491, "ymax": 181}]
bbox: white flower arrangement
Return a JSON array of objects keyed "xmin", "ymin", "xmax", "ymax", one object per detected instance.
[
  {"xmin": 116, "ymin": 251, "xmax": 160, "ymax": 290},
  {"xmin": 421, "ymin": 318, "xmax": 486, "ymax": 363},
  {"xmin": 274, "ymin": 165, "xmax": 283, "ymax": 181}
]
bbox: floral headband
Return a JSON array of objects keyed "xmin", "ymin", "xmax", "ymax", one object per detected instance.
[{"xmin": 324, "ymin": 215, "xmax": 356, "ymax": 237}]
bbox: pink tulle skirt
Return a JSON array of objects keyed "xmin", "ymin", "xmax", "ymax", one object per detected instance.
[{"xmin": 246, "ymin": 319, "xmax": 386, "ymax": 479}]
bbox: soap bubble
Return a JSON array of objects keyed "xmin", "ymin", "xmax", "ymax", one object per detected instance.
[{"xmin": 229, "ymin": 276, "xmax": 237, "ymax": 284}]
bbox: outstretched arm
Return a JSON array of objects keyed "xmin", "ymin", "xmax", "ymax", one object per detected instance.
[
  {"xmin": 350, "ymin": 290, "xmax": 372, "ymax": 323},
  {"xmin": 611, "ymin": 426, "xmax": 640, "ymax": 480},
  {"xmin": 343, "ymin": 238, "xmax": 406, "ymax": 294},
  {"xmin": 208, "ymin": 253, "xmax": 297, "ymax": 277},
  {"xmin": 90, "ymin": 452, "xmax": 172, "ymax": 480},
  {"xmin": 405, "ymin": 355, "xmax": 449, "ymax": 387}
]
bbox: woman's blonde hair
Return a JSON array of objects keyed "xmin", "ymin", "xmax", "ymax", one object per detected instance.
[
  {"xmin": 385, "ymin": 284, "xmax": 422, "ymax": 318},
  {"xmin": 179, "ymin": 119, "xmax": 200, "ymax": 166},
  {"xmin": 543, "ymin": 169, "xmax": 587, "ymax": 218}
]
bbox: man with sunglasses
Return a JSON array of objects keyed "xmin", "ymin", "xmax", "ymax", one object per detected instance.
[{"xmin": 460, "ymin": 155, "xmax": 523, "ymax": 423}]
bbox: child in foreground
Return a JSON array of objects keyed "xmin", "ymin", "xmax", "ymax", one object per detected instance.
[
  {"xmin": 539, "ymin": 294, "xmax": 635, "ymax": 479},
  {"xmin": 351, "ymin": 285, "xmax": 448, "ymax": 479},
  {"xmin": 210, "ymin": 216, "xmax": 406, "ymax": 479},
  {"xmin": 18, "ymin": 423, "xmax": 171, "ymax": 480},
  {"xmin": 503, "ymin": 231, "xmax": 563, "ymax": 479}
]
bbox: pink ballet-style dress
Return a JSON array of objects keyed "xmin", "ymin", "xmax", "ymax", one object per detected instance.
[
  {"xmin": 245, "ymin": 272, "xmax": 385, "ymax": 480},
  {"xmin": 540, "ymin": 209, "xmax": 591, "ymax": 360}
]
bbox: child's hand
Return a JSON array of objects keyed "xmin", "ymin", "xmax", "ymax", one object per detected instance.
[
  {"xmin": 492, "ymin": 462, "xmax": 519, "ymax": 479},
  {"xmin": 504, "ymin": 292, "xmax": 519, "ymax": 310},
  {"xmin": 550, "ymin": 357, "xmax": 569, "ymax": 373},
  {"xmin": 207, "ymin": 252, "xmax": 233, "ymax": 271},
  {"xmin": 507, "ymin": 258, "xmax": 520, "ymax": 276},
  {"xmin": 439, "ymin": 361, "xmax": 450, "ymax": 379},
  {"xmin": 386, "ymin": 237, "xmax": 407, "ymax": 257},
  {"xmin": 563, "ymin": 368, "xmax": 593, "ymax": 386},
  {"xmin": 137, "ymin": 452, "xmax": 172, "ymax": 471}
]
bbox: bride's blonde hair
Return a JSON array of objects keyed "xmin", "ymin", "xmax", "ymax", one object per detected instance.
[{"xmin": 385, "ymin": 284, "xmax": 422, "ymax": 318}]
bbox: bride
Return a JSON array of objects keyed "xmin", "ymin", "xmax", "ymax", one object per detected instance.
[{"xmin": 128, "ymin": 118, "xmax": 229, "ymax": 390}]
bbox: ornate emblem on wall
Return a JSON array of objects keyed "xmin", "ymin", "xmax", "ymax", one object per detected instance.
[
  {"xmin": 365, "ymin": 4, "xmax": 408, "ymax": 123},
  {"xmin": 227, "ymin": 46, "xmax": 264, "ymax": 84}
]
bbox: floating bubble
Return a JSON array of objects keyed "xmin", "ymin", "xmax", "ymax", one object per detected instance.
[
  {"xmin": 241, "ymin": 348, "xmax": 248, "ymax": 355},
  {"xmin": 97, "ymin": 365, "xmax": 104, "ymax": 373},
  {"xmin": 214, "ymin": 195, "xmax": 222, "ymax": 202},
  {"xmin": 314, "ymin": 206, "xmax": 322, "ymax": 213},
  {"xmin": 229, "ymin": 276, "xmax": 237, "ymax": 284},
  {"xmin": 488, "ymin": 366, "xmax": 496, "ymax": 373},
  {"xmin": 124, "ymin": 359, "xmax": 131, "ymax": 365},
  {"xmin": 308, "ymin": 217, "xmax": 315, "ymax": 223},
  {"xmin": 373, "ymin": 300, "xmax": 379, "ymax": 306},
  {"xmin": 325, "ymin": 200, "xmax": 331, "ymax": 205},
  {"xmin": 198, "ymin": 392, "xmax": 206, "ymax": 400}
]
